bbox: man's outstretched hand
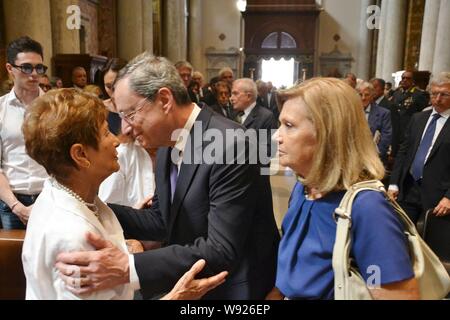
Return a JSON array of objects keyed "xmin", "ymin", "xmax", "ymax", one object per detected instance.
[{"xmin": 162, "ymin": 259, "xmax": 228, "ymax": 300}]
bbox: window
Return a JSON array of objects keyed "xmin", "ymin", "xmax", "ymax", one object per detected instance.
[{"xmin": 261, "ymin": 32, "xmax": 297, "ymax": 49}]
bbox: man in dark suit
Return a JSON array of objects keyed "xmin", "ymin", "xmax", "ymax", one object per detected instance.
[
  {"xmin": 55, "ymin": 53, "xmax": 280, "ymax": 300},
  {"xmin": 388, "ymin": 73, "xmax": 450, "ymax": 223},
  {"xmin": 210, "ymin": 81, "xmax": 235, "ymax": 120},
  {"xmin": 358, "ymin": 81, "xmax": 392, "ymax": 164},
  {"xmin": 231, "ymin": 78, "xmax": 279, "ymax": 167},
  {"xmin": 391, "ymin": 71, "xmax": 429, "ymax": 157}
]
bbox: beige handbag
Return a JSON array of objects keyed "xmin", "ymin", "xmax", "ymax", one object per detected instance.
[{"xmin": 332, "ymin": 180, "xmax": 450, "ymax": 300}]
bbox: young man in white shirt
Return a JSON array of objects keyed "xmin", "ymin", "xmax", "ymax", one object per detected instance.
[{"xmin": 0, "ymin": 36, "xmax": 48, "ymax": 229}]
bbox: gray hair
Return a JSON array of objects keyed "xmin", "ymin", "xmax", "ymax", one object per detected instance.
[
  {"xmin": 430, "ymin": 72, "xmax": 450, "ymax": 87},
  {"xmin": 219, "ymin": 67, "xmax": 234, "ymax": 78},
  {"xmin": 234, "ymin": 78, "xmax": 257, "ymax": 100},
  {"xmin": 174, "ymin": 61, "xmax": 193, "ymax": 73},
  {"xmin": 356, "ymin": 81, "xmax": 375, "ymax": 95},
  {"xmin": 117, "ymin": 52, "xmax": 190, "ymax": 105}
]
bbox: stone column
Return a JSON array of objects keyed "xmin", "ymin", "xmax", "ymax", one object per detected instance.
[
  {"xmin": 432, "ymin": 0, "xmax": 450, "ymax": 75},
  {"xmin": 142, "ymin": 0, "xmax": 153, "ymax": 53},
  {"xmin": 50, "ymin": 0, "xmax": 81, "ymax": 55},
  {"xmin": 381, "ymin": 0, "xmax": 407, "ymax": 82},
  {"xmin": 117, "ymin": 0, "xmax": 153, "ymax": 61},
  {"xmin": 163, "ymin": 0, "xmax": 188, "ymax": 63},
  {"xmin": 3, "ymin": 0, "xmax": 53, "ymax": 74},
  {"xmin": 189, "ymin": 0, "xmax": 203, "ymax": 71},
  {"xmin": 356, "ymin": 0, "xmax": 375, "ymax": 80},
  {"xmin": 375, "ymin": 0, "xmax": 388, "ymax": 78},
  {"xmin": 418, "ymin": 0, "xmax": 440, "ymax": 71}
]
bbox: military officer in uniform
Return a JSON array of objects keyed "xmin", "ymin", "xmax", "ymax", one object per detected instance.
[{"xmin": 391, "ymin": 71, "xmax": 429, "ymax": 157}]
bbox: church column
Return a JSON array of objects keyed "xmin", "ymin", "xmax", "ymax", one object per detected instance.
[
  {"xmin": 375, "ymin": 0, "xmax": 388, "ymax": 78},
  {"xmin": 432, "ymin": 0, "xmax": 450, "ymax": 75},
  {"xmin": 189, "ymin": 0, "xmax": 203, "ymax": 71},
  {"xmin": 50, "ymin": 0, "xmax": 81, "ymax": 54},
  {"xmin": 117, "ymin": 0, "xmax": 153, "ymax": 61},
  {"xmin": 3, "ymin": 0, "xmax": 53, "ymax": 74},
  {"xmin": 381, "ymin": 0, "xmax": 407, "ymax": 82},
  {"xmin": 418, "ymin": 0, "xmax": 440, "ymax": 71},
  {"xmin": 356, "ymin": 0, "xmax": 375, "ymax": 80},
  {"xmin": 163, "ymin": 0, "xmax": 188, "ymax": 63}
]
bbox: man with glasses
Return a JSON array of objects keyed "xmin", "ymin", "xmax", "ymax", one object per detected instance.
[
  {"xmin": 0, "ymin": 36, "xmax": 48, "ymax": 229},
  {"xmin": 389, "ymin": 72, "xmax": 450, "ymax": 223},
  {"xmin": 56, "ymin": 52, "xmax": 279, "ymax": 300},
  {"xmin": 391, "ymin": 71, "xmax": 429, "ymax": 157}
]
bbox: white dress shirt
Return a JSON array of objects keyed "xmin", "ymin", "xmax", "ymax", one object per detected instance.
[
  {"xmin": 0, "ymin": 89, "xmax": 48, "ymax": 194},
  {"xmin": 241, "ymin": 102, "xmax": 256, "ymax": 125},
  {"xmin": 172, "ymin": 103, "xmax": 202, "ymax": 170},
  {"xmin": 22, "ymin": 178, "xmax": 134, "ymax": 300},
  {"xmin": 99, "ymin": 141, "xmax": 155, "ymax": 207}
]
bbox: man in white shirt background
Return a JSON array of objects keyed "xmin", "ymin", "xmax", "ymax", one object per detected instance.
[{"xmin": 0, "ymin": 36, "xmax": 48, "ymax": 229}]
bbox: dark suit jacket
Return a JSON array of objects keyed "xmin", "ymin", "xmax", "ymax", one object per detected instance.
[
  {"xmin": 367, "ymin": 103, "xmax": 392, "ymax": 161},
  {"xmin": 210, "ymin": 103, "xmax": 235, "ymax": 120},
  {"xmin": 391, "ymin": 88, "xmax": 429, "ymax": 156},
  {"xmin": 243, "ymin": 104, "xmax": 279, "ymax": 164},
  {"xmin": 390, "ymin": 110, "xmax": 450, "ymax": 210},
  {"xmin": 110, "ymin": 106, "xmax": 280, "ymax": 300}
]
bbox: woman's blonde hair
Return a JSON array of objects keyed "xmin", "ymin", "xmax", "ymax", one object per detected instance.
[
  {"xmin": 277, "ymin": 77, "xmax": 385, "ymax": 194},
  {"xmin": 22, "ymin": 89, "xmax": 107, "ymax": 179}
]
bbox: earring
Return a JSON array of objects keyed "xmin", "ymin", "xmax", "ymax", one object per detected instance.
[{"xmin": 86, "ymin": 161, "xmax": 91, "ymax": 168}]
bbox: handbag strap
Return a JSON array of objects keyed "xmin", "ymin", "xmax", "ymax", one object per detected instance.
[{"xmin": 333, "ymin": 180, "xmax": 387, "ymax": 299}]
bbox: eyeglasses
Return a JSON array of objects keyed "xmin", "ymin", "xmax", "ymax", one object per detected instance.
[
  {"xmin": 11, "ymin": 63, "xmax": 48, "ymax": 75},
  {"xmin": 118, "ymin": 98, "xmax": 149, "ymax": 123},
  {"xmin": 431, "ymin": 92, "xmax": 450, "ymax": 99}
]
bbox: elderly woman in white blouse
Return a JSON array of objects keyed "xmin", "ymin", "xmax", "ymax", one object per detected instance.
[{"xmin": 21, "ymin": 89, "xmax": 227, "ymax": 300}]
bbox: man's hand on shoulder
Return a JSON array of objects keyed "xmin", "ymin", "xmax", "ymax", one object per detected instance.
[{"xmin": 55, "ymin": 232, "xmax": 130, "ymax": 295}]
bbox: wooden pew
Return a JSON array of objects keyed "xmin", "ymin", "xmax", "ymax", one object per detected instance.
[{"xmin": 0, "ymin": 230, "xmax": 26, "ymax": 300}]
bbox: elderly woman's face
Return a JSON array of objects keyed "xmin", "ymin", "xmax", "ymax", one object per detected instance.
[
  {"xmin": 275, "ymin": 96, "xmax": 317, "ymax": 178},
  {"xmin": 85, "ymin": 121, "xmax": 120, "ymax": 180}
]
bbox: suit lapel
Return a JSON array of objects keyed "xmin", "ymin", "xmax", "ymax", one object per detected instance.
[
  {"xmin": 412, "ymin": 111, "xmax": 433, "ymax": 156},
  {"xmin": 243, "ymin": 106, "xmax": 258, "ymax": 128},
  {"xmin": 167, "ymin": 107, "xmax": 213, "ymax": 238},
  {"xmin": 156, "ymin": 147, "xmax": 171, "ymax": 221},
  {"xmin": 427, "ymin": 116, "xmax": 450, "ymax": 162},
  {"xmin": 367, "ymin": 105, "xmax": 377, "ymax": 133}
]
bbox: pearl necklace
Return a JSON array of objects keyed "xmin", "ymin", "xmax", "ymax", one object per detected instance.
[{"xmin": 53, "ymin": 179, "xmax": 100, "ymax": 219}]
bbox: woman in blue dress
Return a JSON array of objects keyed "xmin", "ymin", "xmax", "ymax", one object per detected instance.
[{"xmin": 267, "ymin": 78, "xmax": 419, "ymax": 300}]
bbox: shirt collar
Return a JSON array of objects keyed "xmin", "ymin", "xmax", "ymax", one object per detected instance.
[
  {"xmin": 174, "ymin": 103, "xmax": 202, "ymax": 155},
  {"xmin": 375, "ymin": 96, "xmax": 384, "ymax": 105},
  {"xmin": 7, "ymin": 88, "xmax": 45, "ymax": 107},
  {"xmin": 432, "ymin": 107, "xmax": 450, "ymax": 120},
  {"xmin": 364, "ymin": 104, "xmax": 372, "ymax": 114},
  {"xmin": 244, "ymin": 101, "xmax": 257, "ymax": 117}
]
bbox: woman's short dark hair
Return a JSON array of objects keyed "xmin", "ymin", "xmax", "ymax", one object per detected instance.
[
  {"xmin": 7, "ymin": 36, "xmax": 43, "ymax": 64},
  {"xmin": 103, "ymin": 58, "xmax": 128, "ymax": 74}
]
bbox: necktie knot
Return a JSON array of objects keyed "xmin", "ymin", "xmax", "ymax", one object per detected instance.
[{"xmin": 236, "ymin": 111, "xmax": 245, "ymax": 124}]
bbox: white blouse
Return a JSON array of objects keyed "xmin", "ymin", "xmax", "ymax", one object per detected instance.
[
  {"xmin": 99, "ymin": 142, "xmax": 155, "ymax": 207},
  {"xmin": 22, "ymin": 179, "xmax": 134, "ymax": 300}
]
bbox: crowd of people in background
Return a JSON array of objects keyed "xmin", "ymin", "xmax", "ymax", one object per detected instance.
[{"xmin": 1, "ymin": 36, "xmax": 449, "ymax": 300}]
